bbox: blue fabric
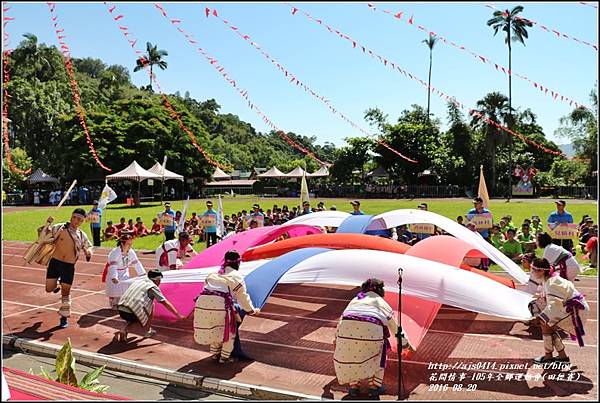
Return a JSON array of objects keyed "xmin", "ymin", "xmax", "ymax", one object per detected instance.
[
  {"xmin": 202, "ymin": 209, "xmax": 218, "ymax": 233},
  {"xmin": 90, "ymin": 207, "xmax": 102, "ymax": 228},
  {"xmin": 337, "ymin": 215, "xmax": 374, "ymax": 234},
  {"xmin": 547, "ymin": 211, "xmax": 573, "ymax": 224},
  {"xmin": 163, "ymin": 209, "xmax": 176, "ymax": 231},
  {"xmin": 244, "ymin": 247, "xmax": 331, "ymax": 309}
]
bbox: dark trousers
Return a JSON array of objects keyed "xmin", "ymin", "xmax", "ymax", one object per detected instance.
[
  {"xmin": 232, "ymin": 304, "xmax": 247, "ymax": 358},
  {"xmin": 165, "ymin": 230, "xmax": 175, "ymax": 241},
  {"xmin": 206, "ymin": 232, "xmax": 218, "ymax": 248},
  {"xmin": 91, "ymin": 227, "xmax": 101, "ymax": 247}
]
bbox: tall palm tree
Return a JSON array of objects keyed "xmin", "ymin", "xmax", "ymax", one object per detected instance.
[
  {"xmin": 133, "ymin": 42, "xmax": 168, "ymax": 90},
  {"xmin": 487, "ymin": 5, "xmax": 532, "ymax": 199},
  {"xmin": 471, "ymin": 92, "xmax": 511, "ymax": 193},
  {"xmin": 422, "ymin": 33, "xmax": 438, "ymax": 123}
]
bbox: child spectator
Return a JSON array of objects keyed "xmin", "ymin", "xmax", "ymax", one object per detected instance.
[
  {"xmin": 456, "ymin": 216, "xmax": 465, "ymax": 226},
  {"xmin": 584, "ymin": 226, "xmax": 597, "ymax": 269},
  {"xmin": 135, "ymin": 219, "xmax": 150, "ymax": 237},
  {"xmin": 115, "ymin": 217, "xmax": 127, "ymax": 234},
  {"xmin": 500, "ymin": 228, "xmax": 523, "ymax": 263},
  {"xmin": 126, "ymin": 219, "xmax": 138, "ymax": 237},
  {"xmin": 517, "ymin": 223, "xmax": 537, "ymax": 254},
  {"xmin": 490, "ymin": 224, "xmax": 504, "ymax": 249},
  {"xmin": 103, "ymin": 220, "xmax": 118, "ymax": 242},
  {"xmin": 150, "ymin": 217, "xmax": 163, "ymax": 235}
]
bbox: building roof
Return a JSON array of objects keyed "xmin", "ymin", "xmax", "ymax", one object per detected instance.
[
  {"xmin": 105, "ymin": 161, "xmax": 162, "ymax": 182},
  {"xmin": 147, "ymin": 162, "xmax": 184, "ymax": 181}
]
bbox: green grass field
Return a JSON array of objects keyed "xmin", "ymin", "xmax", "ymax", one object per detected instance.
[{"xmin": 3, "ymin": 197, "xmax": 597, "ymax": 274}]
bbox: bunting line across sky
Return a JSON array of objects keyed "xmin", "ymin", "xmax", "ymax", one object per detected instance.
[
  {"xmin": 204, "ymin": 4, "xmax": 417, "ymax": 164},
  {"xmin": 367, "ymin": 3, "xmax": 590, "ymax": 111},
  {"xmin": 46, "ymin": 2, "xmax": 112, "ymax": 172},
  {"xmin": 2, "ymin": 2, "xmax": 31, "ymax": 175},
  {"xmin": 103, "ymin": 1, "xmax": 231, "ymax": 171},
  {"xmin": 152, "ymin": 2, "xmax": 326, "ymax": 166},
  {"xmin": 286, "ymin": 3, "xmax": 564, "ymax": 157}
]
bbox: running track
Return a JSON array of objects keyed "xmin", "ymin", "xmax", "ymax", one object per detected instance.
[{"xmin": 2, "ymin": 241, "xmax": 597, "ymax": 400}]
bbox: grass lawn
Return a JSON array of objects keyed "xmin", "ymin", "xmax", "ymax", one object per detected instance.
[{"xmin": 3, "ymin": 196, "xmax": 597, "ymax": 274}]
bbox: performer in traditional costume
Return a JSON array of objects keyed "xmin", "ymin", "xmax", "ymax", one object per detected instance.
[
  {"xmin": 115, "ymin": 269, "xmax": 185, "ymax": 342},
  {"xmin": 40, "ymin": 208, "xmax": 93, "ymax": 328},
  {"xmin": 528, "ymin": 258, "xmax": 589, "ymax": 364},
  {"xmin": 103, "ymin": 231, "xmax": 146, "ymax": 310},
  {"xmin": 193, "ymin": 250, "xmax": 260, "ymax": 363},
  {"xmin": 154, "ymin": 231, "xmax": 197, "ymax": 271},
  {"xmin": 537, "ymin": 232, "xmax": 581, "ymax": 281},
  {"xmin": 333, "ymin": 278, "xmax": 413, "ymax": 398}
]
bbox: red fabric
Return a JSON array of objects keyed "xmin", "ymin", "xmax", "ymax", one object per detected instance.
[
  {"xmin": 586, "ymin": 236, "xmax": 597, "ymax": 252},
  {"xmin": 101, "ymin": 262, "xmax": 111, "ymax": 283}
]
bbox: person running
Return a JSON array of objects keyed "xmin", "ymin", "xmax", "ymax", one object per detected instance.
[
  {"xmin": 103, "ymin": 231, "xmax": 146, "ymax": 310},
  {"xmin": 115, "ymin": 269, "xmax": 185, "ymax": 342},
  {"xmin": 155, "ymin": 231, "xmax": 197, "ymax": 271},
  {"xmin": 333, "ymin": 278, "xmax": 413, "ymax": 398},
  {"xmin": 41, "ymin": 208, "xmax": 93, "ymax": 328},
  {"xmin": 193, "ymin": 250, "xmax": 260, "ymax": 363},
  {"xmin": 528, "ymin": 258, "xmax": 589, "ymax": 364}
]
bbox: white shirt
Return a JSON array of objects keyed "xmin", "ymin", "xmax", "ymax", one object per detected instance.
[
  {"xmin": 543, "ymin": 243, "xmax": 580, "ymax": 280},
  {"xmin": 155, "ymin": 239, "xmax": 195, "ymax": 270},
  {"xmin": 105, "ymin": 247, "xmax": 146, "ymax": 297}
]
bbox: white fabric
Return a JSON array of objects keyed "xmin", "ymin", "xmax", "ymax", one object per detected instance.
[
  {"xmin": 160, "ymin": 251, "xmax": 533, "ymax": 320},
  {"xmin": 106, "ymin": 247, "xmax": 146, "ymax": 298},
  {"xmin": 257, "ymin": 166, "xmax": 286, "ymax": 178},
  {"xmin": 155, "ymin": 240, "xmax": 194, "ymax": 270},
  {"xmin": 106, "ymin": 161, "xmax": 162, "ymax": 182},
  {"xmin": 148, "ymin": 161, "xmax": 184, "ymax": 181},
  {"xmin": 543, "ymin": 244, "xmax": 581, "ymax": 279},
  {"xmin": 285, "ymin": 166, "xmax": 306, "ymax": 178},
  {"xmin": 367, "ymin": 209, "xmax": 529, "ymax": 285},
  {"xmin": 97, "ymin": 183, "xmax": 118, "ymax": 210},
  {"xmin": 211, "ymin": 166, "xmax": 231, "ymax": 180},
  {"xmin": 1, "ymin": 369, "xmax": 10, "ymax": 401},
  {"xmin": 308, "ymin": 165, "xmax": 329, "ymax": 177},
  {"xmin": 281, "ymin": 210, "xmax": 350, "ymax": 228}
]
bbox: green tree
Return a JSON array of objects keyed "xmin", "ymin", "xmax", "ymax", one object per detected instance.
[
  {"xmin": 445, "ymin": 102, "xmax": 473, "ymax": 187},
  {"xmin": 330, "ymin": 137, "xmax": 373, "ymax": 184},
  {"xmin": 487, "ymin": 5, "xmax": 532, "ymax": 198},
  {"xmin": 471, "ymin": 92, "xmax": 512, "ymax": 194},
  {"xmin": 2, "ymin": 147, "xmax": 32, "ymax": 191},
  {"xmin": 422, "ymin": 34, "xmax": 439, "ymax": 122},
  {"xmin": 133, "ymin": 42, "xmax": 169, "ymax": 90}
]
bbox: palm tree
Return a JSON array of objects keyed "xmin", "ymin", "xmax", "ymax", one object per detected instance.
[
  {"xmin": 133, "ymin": 42, "xmax": 168, "ymax": 90},
  {"xmin": 487, "ymin": 5, "xmax": 532, "ymax": 199},
  {"xmin": 422, "ymin": 33, "xmax": 438, "ymax": 123},
  {"xmin": 471, "ymin": 92, "xmax": 511, "ymax": 193}
]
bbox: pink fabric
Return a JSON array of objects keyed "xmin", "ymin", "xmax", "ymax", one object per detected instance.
[{"xmin": 155, "ymin": 225, "xmax": 322, "ymax": 321}]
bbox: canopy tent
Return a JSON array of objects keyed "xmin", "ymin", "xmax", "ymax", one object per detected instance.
[
  {"xmin": 105, "ymin": 161, "xmax": 162, "ymax": 206},
  {"xmin": 285, "ymin": 166, "xmax": 306, "ymax": 178},
  {"xmin": 26, "ymin": 168, "xmax": 59, "ymax": 184},
  {"xmin": 307, "ymin": 165, "xmax": 329, "ymax": 178},
  {"xmin": 147, "ymin": 162, "xmax": 184, "ymax": 181},
  {"xmin": 211, "ymin": 166, "xmax": 231, "ymax": 180},
  {"xmin": 257, "ymin": 166, "xmax": 287, "ymax": 179}
]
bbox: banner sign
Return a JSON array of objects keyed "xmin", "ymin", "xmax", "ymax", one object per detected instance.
[
  {"xmin": 201, "ymin": 216, "xmax": 217, "ymax": 228},
  {"xmin": 245, "ymin": 214, "xmax": 264, "ymax": 227},
  {"xmin": 159, "ymin": 213, "xmax": 174, "ymax": 227},
  {"xmin": 87, "ymin": 212, "xmax": 100, "ymax": 224},
  {"xmin": 409, "ymin": 223, "xmax": 435, "ymax": 234},
  {"xmin": 468, "ymin": 212, "xmax": 493, "ymax": 229},
  {"xmin": 547, "ymin": 223, "xmax": 578, "ymax": 239}
]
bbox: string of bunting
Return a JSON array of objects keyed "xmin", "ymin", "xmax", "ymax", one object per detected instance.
[
  {"xmin": 286, "ymin": 3, "xmax": 565, "ymax": 157},
  {"xmin": 578, "ymin": 2, "xmax": 598, "ymax": 9},
  {"xmin": 485, "ymin": 4, "xmax": 598, "ymax": 52},
  {"xmin": 46, "ymin": 2, "xmax": 112, "ymax": 172},
  {"xmin": 2, "ymin": 2, "xmax": 31, "ymax": 174},
  {"xmin": 152, "ymin": 3, "xmax": 325, "ymax": 165},
  {"xmin": 204, "ymin": 4, "xmax": 417, "ymax": 163},
  {"xmin": 367, "ymin": 3, "xmax": 590, "ymax": 111},
  {"xmin": 103, "ymin": 2, "xmax": 231, "ymax": 171}
]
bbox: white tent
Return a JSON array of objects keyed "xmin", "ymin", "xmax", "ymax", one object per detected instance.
[
  {"xmin": 211, "ymin": 167, "xmax": 231, "ymax": 180},
  {"xmin": 106, "ymin": 161, "xmax": 162, "ymax": 182},
  {"xmin": 307, "ymin": 165, "xmax": 329, "ymax": 178},
  {"xmin": 148, "ymin": 162, "xmax": 184, "ymax": 181},
  {"xmin": 285, "ymin": 166, "xmax": 306, "ymax": 178},
  {"xmin": 257, "ymin": 166, "xmax": 287, "ymax": 179}
]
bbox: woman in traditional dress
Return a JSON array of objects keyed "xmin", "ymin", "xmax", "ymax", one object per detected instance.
[
  {"xmin": 537, "ymin": 232, "xmax": 581, "ymax": 281},
  {"xmin": 528, "ymin": 258, "xmax": 589, "ymax": 364},
  {"xmin": 104, "ymin": 231, "xmax": 146, "ymax": 309},
  {"xmin": 193, "ymin": 250, "xmax": 260, "ymax": 363},
  {"xmin": 333, "ymin": 278, "xmax": 413, "ymax": 398}
]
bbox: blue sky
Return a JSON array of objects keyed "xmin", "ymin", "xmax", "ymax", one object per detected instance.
[{"xmin": 4, "ymin": 2, "xmax": 598, "ymax": 148}]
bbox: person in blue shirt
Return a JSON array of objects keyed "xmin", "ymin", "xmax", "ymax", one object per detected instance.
[
  {"xmin": 413, "ymin": 203, "xmax": 432, "ymax": 243},
  {"xmin": 300, "ymin": 200, "xmax": 312, "ymax": 215},
  {"xmin": 350, "ymin": 200, "xmax": 364, "ymax": 215},
  {"xmin": 88, "ymin": 200, "xmax": 102, "ymax": 246},
  {"xmin": 547, "ymin": 200, "xmax": 575, "ymax": 253},
  {"xmin": 161, "ymin": 202, "xmax": 177, "ymax": 241},
  {"xmin": 466, "ymin": 197, "xmax": 491, "ymax": 240},
  {"xmin": 249, "ymin": 204, "xmax": 265, "ymax": 227},
  {"xmin": 201, "ymin": 200, "xmax": 218, "ymax": 247}
]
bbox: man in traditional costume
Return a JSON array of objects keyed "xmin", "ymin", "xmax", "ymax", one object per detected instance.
[
  {"xmin": 41, "ymin": 208, "xmax": 93, "ymax": 328},
  {"xmin": 333, "ymin": 278, "xmax": 413, "ymax": 398},
  {"xmin": 154, "ymin": 231, "xmax": 197, "ymax": 271},
  {"xmin": 115, "ymin": 269, "xmax": 184, "ymax": 342},
  {"xmin": 193, "ymin": 250, "xmax": 260, "ymax": 363},
  {"xmin": 528, "ymin": 258, "xmax": 589, "ymax": 364},
  {"xmin": 103, "ymin": 231, "xmax": 146, "ymax": 310}
]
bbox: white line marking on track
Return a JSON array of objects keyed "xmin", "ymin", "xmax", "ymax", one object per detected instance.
[{"xmin": 2, "ymin": 279, "xmax": 102, "ymax": 294}]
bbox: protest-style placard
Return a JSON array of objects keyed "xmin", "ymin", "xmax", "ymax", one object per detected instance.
[
  {"xmin": 547, "ymin": 223, "xmax": 578, "ymax": 239},
  {"xmin": 409, "ymin": 223, "xmax": 435, "ymax": 234}
]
